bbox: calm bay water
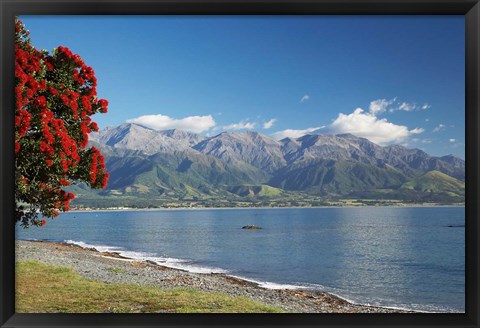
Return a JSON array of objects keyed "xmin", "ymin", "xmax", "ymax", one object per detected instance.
[{"xmin": 16, "ymin": 206, "xmax": 465, "ymax": 312}]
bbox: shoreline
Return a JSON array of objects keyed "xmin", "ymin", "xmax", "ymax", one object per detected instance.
[
  {"xmin": 16, "ymin": 239, "xmax": 419, "ymax": 313},
  {"xmin": 67, "ymin": 204, "xmax": 465, "ymax": 213}
]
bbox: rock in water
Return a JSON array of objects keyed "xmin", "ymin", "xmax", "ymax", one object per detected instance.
[{"xmin": 242, "ymin": 225, "xmax": 262, "ymax": 230}]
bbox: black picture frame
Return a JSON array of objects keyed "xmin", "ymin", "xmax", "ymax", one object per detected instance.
[{"xmin": 1, "ymin": 0, "xmax": 479, "ymax": 327}]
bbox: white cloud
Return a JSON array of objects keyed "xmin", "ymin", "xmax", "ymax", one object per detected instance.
[
  {"xmin": 433, "ymin": 124, "xmax": 446, "ymax": 132},
  {"xmin": 410, "ymin": 128, "xmax": 425, "ymax": 134},
  {"xmin": 425, "ymin": 118, "xmax": 430, "ymax": 122},
  {"xmin": 271, "ymin": 127, "xmax": 324, "ymax": 140},
  {"xmin": 324, "ymin": 108, "xmax": 424, "ymax": 145},
  {"xmin": 300, "ymin": 95, "xmax": 310, "ymax": 103},
  {"xmin": 263, "ymin": 118, "xmax": 277, "ymax": 129},
  {"xmin": 449, "ymin": 138, "xmax": 456, "ymax": 143},
  {"xmin": 388, "ymin": 101, "xmax": 431, "ymax": 113},
  {"xmin": 223, "ymin": 120, "xmax": 256, "ymax": 131},
  {"xmin": 398, "ymin": 102, "xmax": 415, "ymax": 112},
  {"xmin": 127, "ymin": 114, "xmax": 215, "ymax": 133},
  {"xmin": 369, "ymin": 98, "xmax": 395, "ymax": 115},
  {"xmin": 272, "ymin": 97, "xmax": 429, "ymax": 144}
]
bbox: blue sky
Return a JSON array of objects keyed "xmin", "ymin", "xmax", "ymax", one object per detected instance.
[{"xmin": 20, "ymin": 15, "xmax": 465, "ymax": 158}]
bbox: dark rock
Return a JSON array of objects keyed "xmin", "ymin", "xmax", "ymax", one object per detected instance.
[{"xmin": 242, "ymin": 225, "xmax": 262, "ymax": 230}]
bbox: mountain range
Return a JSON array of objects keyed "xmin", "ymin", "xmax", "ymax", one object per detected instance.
[{"xmin": 69, "ymin": 123, "xmax": 465, "ymax": 207}]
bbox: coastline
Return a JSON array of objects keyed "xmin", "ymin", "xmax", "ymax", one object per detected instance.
[
  {"xmin": 67, "ymin": 203, "xmax": 465, "ymax": 213},
  {"xmin": 16, "ymin": 239, "xmax": 416, "ymax": 313}
]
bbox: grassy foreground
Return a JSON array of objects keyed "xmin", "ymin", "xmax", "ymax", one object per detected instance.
[{"xmin": 16, "ymin": 261, "xmax": 284, "ymax": 313}]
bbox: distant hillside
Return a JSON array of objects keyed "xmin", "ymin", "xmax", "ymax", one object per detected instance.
[
  {"xmin": 226, "ymin": 185, "xmax": 284, "ymax": 198},
  {"xmin": 69, "ymin": 124, "xmax": 465, "ymax": 207},
  {"xmin": 269, "ymin": 159, "xmax": 407, "ymax": 195},
  {"xmin": 401, "ymin": 170, "xmax": 465, "ymax": 196}
]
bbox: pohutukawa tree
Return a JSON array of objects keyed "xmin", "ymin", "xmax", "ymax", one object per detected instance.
[{"xmin": 15, "ymin": 18, "xmax": 109, "ymax": 228}]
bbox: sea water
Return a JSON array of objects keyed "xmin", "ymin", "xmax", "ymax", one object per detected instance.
[{"xmin": 16, "ymin": 206, "xmax": 465, "ymax": 313}]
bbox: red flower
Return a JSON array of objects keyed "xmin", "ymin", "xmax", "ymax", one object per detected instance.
[
  {"xmin": 98, "ymin": 99, "xmax": 108, "ymax": 113},
  {"xmin": 16, "ymin": 109, "xmax": 32, "ymax": 136},
  {"xmin": 61, "ymin": 160, "xmax": 68, "ymax": 173},
  {"xmin": 60, "ymin": 94, "xmax": 70, "ymax": 106},
  {"xmin": 89, "ymin": 122, "xmax": 99, "ymax": 132},
  {"xmin": 34, "ymin": 96, "xmax": 47, "ymax": 108},
  {"xmin": 39, "ymin": 79, "xmax": 47, "ymax": 91},
  {"xmin": 39, "ymin": 141, "xmax": 54, "ymax": 155},
  {"xmin": 59, "ymin": 179, "xmax": 70, "ymax": 186},
  {"xmin": 101, "ymin": 172, "xmax": 110, "ymax": 189},
  {"xmin": 48, "ymin": 86, "xmax": 58, "ymax": 96},
  {"xmin": 81, "ymin": 96, "xmax": 92, "ymax": 112},
  {"xmin": 45, "ymin": 61, "xmax": 53, "ymax": 71}
]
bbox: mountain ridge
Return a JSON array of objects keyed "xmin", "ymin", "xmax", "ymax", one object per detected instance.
[{"xmin": 78, "ymin": 123, "xmax": 465, "ymax": 206}]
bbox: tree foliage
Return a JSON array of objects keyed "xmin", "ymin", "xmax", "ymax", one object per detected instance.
[{"xmin": 15, "ymin": 18, "xmax": 109, "ymax": 227}]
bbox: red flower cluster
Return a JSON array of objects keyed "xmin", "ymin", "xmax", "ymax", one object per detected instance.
[
  {"xmin": 88, "ymin": 146, "xmax": 110, "ymax": 189},
  {"xmin": 98, "ymin": 99, "xmax": 109, "ymax": 113},
  {"xmin": 59, "ymin": 179, "xmax": 70, "ymax": 186},
  {"xmin": 15, "ymin": 18, "xmax": 109, "ymax": 228},
  {"xmin": 15, "ymin": 109, "xmax": 31, "ymax": 138},
  {"xmin": 59, "ymin": 190, "xmax": 75, "ymax": 211},
  {"xmin": 15, "ymin": 44, "xmax": 45, "ymax": 111}
]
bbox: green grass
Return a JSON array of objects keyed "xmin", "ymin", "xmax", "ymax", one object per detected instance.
[
  {"xmin": 16, "ymin": 261, "xmax": 284, "ymax": 313},
  {"xmin": 226, "ymin": 185, "xmax": 283, "ymax": 198},
  {"xmin": 401, "ymin": 170, "xmax": 465, "ymax": 195}
]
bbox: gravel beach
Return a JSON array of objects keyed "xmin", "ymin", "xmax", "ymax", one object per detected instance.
[{"xmin": 16, "ymin": 240, "xmax": 411, "ymax": 313}]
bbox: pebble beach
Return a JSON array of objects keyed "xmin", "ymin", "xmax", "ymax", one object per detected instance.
[{"xmin": 16, "ymin": 240, "xmax": 412, "ymax": 313}]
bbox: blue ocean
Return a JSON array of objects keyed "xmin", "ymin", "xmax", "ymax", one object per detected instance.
[{"xmin": 16, "ymin": 206, "xmax": 465, "ymax": 313}]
